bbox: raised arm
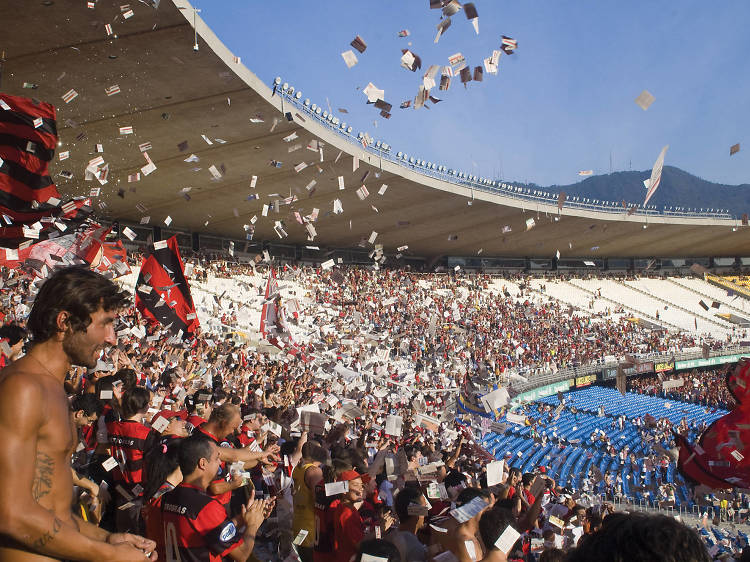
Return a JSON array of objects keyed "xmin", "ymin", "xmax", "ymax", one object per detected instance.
[{"xmin": 217, "ymin": 443, "xmax": 281, "ymax": 468}]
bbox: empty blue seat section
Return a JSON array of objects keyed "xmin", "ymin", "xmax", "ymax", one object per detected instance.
[{"xmin": 479, "ymin": 385, "xmax": 727, "ymax": 501}]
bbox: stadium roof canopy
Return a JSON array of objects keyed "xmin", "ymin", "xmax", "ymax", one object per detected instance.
[{"xmin": 3, "ymin": 0, "xmax": 747, "ymax": 258}]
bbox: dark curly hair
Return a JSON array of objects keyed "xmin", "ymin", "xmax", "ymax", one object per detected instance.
[
  {"xmin": 565, "ymin": 512, "xmax": 711, "ymax": 562},
  {"xmin": 27, "ymin": 267, "xmax": 130, "ymax": 343}
]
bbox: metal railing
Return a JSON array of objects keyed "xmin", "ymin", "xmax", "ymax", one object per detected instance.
[
  {"xmin": 509, "ymin": 344, "xmax": 750, "ymax": 394},
  {"xmin": 274, "ymin": 85, "xmax": 735, "ymax": 222}
]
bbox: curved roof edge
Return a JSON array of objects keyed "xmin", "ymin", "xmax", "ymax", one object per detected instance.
[{"xmin": 176, "ymin": 0, "xmax": 735, "ymax": 229}]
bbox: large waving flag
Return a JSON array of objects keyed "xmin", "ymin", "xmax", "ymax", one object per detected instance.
[
  {"xmin": 0, "ymin": 94, "xmax": 61, "ymax": 224},
  {"xmin": 135, "ymin": 237, "xmax": 198, "ymax": 336},
  {"xmin": 643, "ymin": 145, "xmax": 669, "ymax": 207},
  {"xmin": 676, "ymin": 360, "xmax": 750, "ymax": 489}
]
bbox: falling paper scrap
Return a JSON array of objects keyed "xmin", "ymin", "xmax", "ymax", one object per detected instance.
[
  {"xmin": 401, "ymin": 50, "xmax": 421, "ymax": 72},
  {"xmin": 442, "ymin": 0, "xmax": 462, "ymax": 16},
  {"xmin": 578, "ymin": 170, "xmax": 593, "ymax": 176},
  {"xmin": 449, "ymin": 52, "xmax": 467, "ymax": 73},
  {"xmin": 61, "ymin": 89, "xmax": 78, "ymax": 104},
  {"xmin": 434, "ymin": 18, "xmax": 451, "ymax": 43},
  {"xmin": 730, "ymin": 143, "xmax": 740, "ymax": 156},
  {"xmin": 500, "ymin": 36, "xmax": 517, "ymax": 55},
  {"xmin": 350, "ymin": 35, "xmax": 367, "ymax": 53},
  {"xmin": 464, "ymin": 3, "xmax": 479, "ymax": 34},
  {"xmin": 363, "ymin": 83, "xmax": 385, "ymax": 103},
  {"xmin": 341, "ymin": 50, "xmax": 358, "ymax": 69},
  {"xmin": 635, "ymin": 90, "xmax": 655, "ymax": 111},
  {"xmin": 643, "ymin": 145, "xmax": 669, "ymax": 206}
]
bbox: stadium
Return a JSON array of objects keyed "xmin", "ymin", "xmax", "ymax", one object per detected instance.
[{"xmin": 1, "ymin": 0, "xmax": 750, "ymax": 561}]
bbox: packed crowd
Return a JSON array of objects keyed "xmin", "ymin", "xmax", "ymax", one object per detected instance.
[
  {"xmin": 0, "ymin": 258, "xmax": 748, "ymax": 561},
  {"xmin": 629, "ymin": 368, "xmax": 738, "ymax": 410}
]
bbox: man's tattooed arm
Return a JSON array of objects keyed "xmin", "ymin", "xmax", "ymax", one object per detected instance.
[
  {"xmin": 32, "ymin": 451, "xmax": 54, "ymax": 502},
  {"xmin": 30, "ymin": 516, "xmax": 62, "ymax": 550}
]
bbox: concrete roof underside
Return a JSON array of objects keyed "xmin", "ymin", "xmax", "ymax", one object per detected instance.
[{"xmin": 2, "ymin": 0, "xmax": 748, "ymax": 259}]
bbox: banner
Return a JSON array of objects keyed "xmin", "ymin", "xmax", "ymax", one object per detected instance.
[
  {"xmin": 575, "ymin": 374, "xmax": 596, "ymax": 388},
  {"xmin": 675, "ymin": 354, "xmax": 745, "ymax": 370},
  {"xmin": 654, "ymin": 361, "xmax": 675, "ymax": 373},
  {"xmin": 135, "ymin": 237, "xmax": 198, "ymax": 336},
  {"xmin": 661, "ymin": 378, "xmax": 685, "ymax": 391}
]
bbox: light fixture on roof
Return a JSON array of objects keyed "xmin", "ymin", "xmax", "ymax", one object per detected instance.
[
  {"xmin": 303, "ymin": 99, "xmax": 310, "ymax": 106},
  {"xmin": 346, "ymin": 126, "xmax": 352, "ymax": 133},
  {"xmin": 311, "ymin": 103, "xmax": 317, "ymax": 111},
  {"xmin": 282, "ymin": 82, "xmax": 289, "ymax": 91},
  {"xmin": 295, "ymin": 91, "xmax": 302, "ymax": 100},
  {"xmin": 274, "ymin": 77, "xmax": 282, "ymax": 85},
  {"xmin": 287, "ymin": 86, "xmax": 295, "ymax": 95},
  {"xmin": 315, "ymin": 107, "xmax": 322, "ymax": 115}
]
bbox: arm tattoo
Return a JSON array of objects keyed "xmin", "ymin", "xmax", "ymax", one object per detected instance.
[
  {"xmin": 32, "ymin": 452, "xmax": 54, "ymax": 502},
  {"xmin": 31, "ymin": 516, "xmax": 62, "ymax": 550}
]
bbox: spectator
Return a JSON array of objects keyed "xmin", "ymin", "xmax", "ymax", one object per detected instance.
[
  {"xmin": 0, "ymin": 267, "xmax": 154, "ymax": 560},
  {"xmin": 159, "ymin": 435, "xmax": 272, "ymax": 561},
  {"xmin": 566, "ymin": 512, "xmax": 711, "ymax": 562},
  {"xmin": 0, "ymin": 322, "xmax": 26, "ymax": 367},
  {"xmin": 292, "ymin": 440, "xmax": 326, "ymax": 562},
  {"xmin": 387, "ymin": 486, "xmax": 429, "ymax": 562}
]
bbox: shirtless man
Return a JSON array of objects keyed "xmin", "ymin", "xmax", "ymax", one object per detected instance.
[{"xmin": 0, "ymin": 267, "xmax": 156, "ymax": 561}]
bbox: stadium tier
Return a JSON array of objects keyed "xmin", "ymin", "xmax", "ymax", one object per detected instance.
[{"xmin": 3, "ymin": 1, "xmax": 750, "ymax": 560}]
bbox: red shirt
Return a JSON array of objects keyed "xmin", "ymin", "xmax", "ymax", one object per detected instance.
[
  {"xmin": 160, "ymin": 483, "xmax": 244, "ymax": 562},
  {"xmin": 107, "ymin": 419, "xmax": 156, "ymax": 488},
  {"xmin": 523, "ymin": 488, "xmax": 536, "ymax": 506},
  {"xmin": 332, "ymin": 501, "xmax": 364, "ymax": 562},
  {"xmin": 143, "ymin": 482, "xmax": 174, "ymax": 562},
  {"xmin": 314, "ymin": 484, "xmax": 337, "ymax": 562}
]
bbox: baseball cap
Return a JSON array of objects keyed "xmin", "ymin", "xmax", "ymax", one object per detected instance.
[
  {"xmin": 337, "ymin": 470, "xmax": 371, "ymax": 484},
  {"xmin": 151, "ymin": 409, "xmax": 188, "ymax": 426}
]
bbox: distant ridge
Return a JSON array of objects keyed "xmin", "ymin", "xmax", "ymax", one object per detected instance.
[{"xmin": 536, "ymin": 166, "xmax": 749, "ymax": 216}]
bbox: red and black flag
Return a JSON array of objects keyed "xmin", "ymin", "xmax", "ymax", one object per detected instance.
[
  {"xmin": 135, "ymin": 236, "xmax": 198, "ymax": 336},
  {"xmin": 676, "ymin": 360, "xmax": 750, "ymax": 489},
  {"xmin": 0, "ymin": 94, "xmax": 61, "ymax": 225}
]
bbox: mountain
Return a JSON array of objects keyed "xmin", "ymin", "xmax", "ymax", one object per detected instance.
[{"xmin": 540, "ymin": 166, "xmax": 749, "ymax": 216}]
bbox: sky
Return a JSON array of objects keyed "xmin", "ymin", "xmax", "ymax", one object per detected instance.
[{"xmin": 193, "ymin": 0, "xmax": 750, "ymax": 188}]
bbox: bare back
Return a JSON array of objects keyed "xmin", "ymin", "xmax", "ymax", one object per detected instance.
[{"xmin": 0, "ymin": 357, "xmax": 77, "ymax": 561}]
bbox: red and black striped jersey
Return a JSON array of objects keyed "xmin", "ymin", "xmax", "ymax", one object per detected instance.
[
  {"xmin": 107, "ymin": 419, "xmax": 157, "ymax": 487},
  {"xmin": 160, "ymin": 483, "xmax": 244, "ymax": 562},
  {"xmin": 313, "ymin": 483, "xmax": 339, "ymax": 559},
  {"xmin": 143, "ymin": 482, "xmax": 174, "ymax": 562}
]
